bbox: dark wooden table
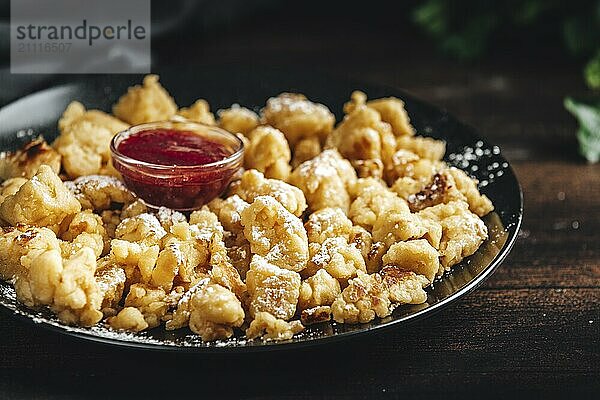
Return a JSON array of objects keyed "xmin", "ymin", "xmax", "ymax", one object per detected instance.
[{"xmin": 0, "ymin": 10, "xmax": 598, "ymax": 399}]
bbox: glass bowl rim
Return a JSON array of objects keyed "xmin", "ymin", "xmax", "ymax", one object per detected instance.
[{"xmin": 110, "ymin": 120, "xmax": 245, "ymax": 172}]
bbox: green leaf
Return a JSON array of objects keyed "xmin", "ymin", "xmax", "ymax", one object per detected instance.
[
  {"xmin": 514, "ymin": 0, "xmax": 552, "ymax": 25},
  {"xmin": 584, "ymin": 52, "xmax": 600, "ymax": 89},
  {"xmin": 412, "ymin": 0, "xmax": 448, "ymax": 36},
  {"xmin": 564, "ymin": 97, "xmax": 600, "ymax": 163},
  {"xmin": 563, "ymin": 15, "xmax": 600, "ymax": 57},
  {"xmin": 440, "ymin": 14, "xmax": 498, "ymax": 60}
]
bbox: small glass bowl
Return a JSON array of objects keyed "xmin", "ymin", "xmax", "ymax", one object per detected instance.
[{"xmin": 110, "ymin": 120, "xmax": 244, "ymax": 211}]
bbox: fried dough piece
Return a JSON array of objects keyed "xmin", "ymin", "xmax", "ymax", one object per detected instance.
[
  {"xmin": 246, "ymin": 311, "xmax": 304, "ymax": 341},
  {"xmin": 0, "ymin": 138, "xmax": 61, "ymax": 180},
  {"xmin": 120, "ymin": 200, "xmax": 148, "ymax": 219},
  {"xmin": 244, "ymin": 126, "xmax": 292, "ymax": 181},
  {"xmin": 368, "ymin": 99, "xmax": 415, "ymax": 137},
  {"xmin": 60, "ymin": 210, "xmax": 109, "ymax": 257},
  {"xmin": 291, "ymin": 136, "xmax": 321, "ymax": 168},
  {"xmin": 349, "ymin": 177, "xmax": 409, "ymax": 231},
  {"xmin": 262, "ymin": 93, "xmax": 335, "ymax": 146},
  {"xmin": 188, "ymin": 283, "xmax": 245, "ymax": 341},
  {"xmin": 304, "ymin": 237, "xmax": 366, "ymax": 283},
  {"xmin": 155, "ymin": 207, "xmax": 187, "ymax": 231},
  {"xmin": 208, "ymin": 195, "xmax": 249, "ymax": 234},
  {"xmin": 54, "ymin": 122, "xmax": 111, "ymax": 178},
  {"xmin": 395, "ymin": 135, "xmax": 446, "ymax": 161},
  {"xmin": 382, "ymin": 239, "xmax": 441, "ymax": 282},
  {"xmin": 0, "ymin": 178, "xmax": 27, "ymax": 205},
  {"xmin": 349, "ymin": 225, "xmax": 374, "ymax": 266},
  {"xmin": 351, "ymin": 159, "xmax": 384, "ymax": 179},
  {"xmin": 100, "ymin": 210, "xmax": 121, "ymax": 238},
  {"xmin": 152, "ymin": 223, "xmax": 211, "ymax": 289},
  {"xmin": 326, "ymin": 102, "xmax": 396, "ymax": 174},
  {"xmin": 110, "ymin": 239, "xmax": 160, "ymax": 285},
  {"xmin": 407, "ymin": 171, "xmax": 465, "ymax": 212},
  {"xmin": 107, "ymin": 307, "xmax": 148, "ymax": 332},
  {"xmin": 218, "ymin": 105, "xmax": 260, "ymax": 135},
  {"xmin": 124, "ymin": 283, "xmax": 168, "ymax": 328},
  {"xmin": 0, "ymin": 165, "xmax": 81, "ymax": 233},
  {"xmin": 387, "ymin": 149, "xmax": 443, "ymax": 189},
  {"xmin": 418, "ymin": 201, "xmax": 488, "ymax": 270},
  {"xmin": 177, "ymin": 99, "xmax": 215, "ymax": 125},
  {"xmin": 240, "ymin": 196, "xmax": 309, "ymax": 272},
  {"xmin": 206, "ymin": 226, "xmax": 247, "ymax": 301},
  {"xmin": 165, "ymin": 279, "xmax": 208, "ymax": 330},
  {"xmin": 344, "ymin": 91, "xmax": 415, "ymax": 137},
  {"xmin": 188, "ymin": 206, "xmax": 220, "ymax": 230},
  {"xmin": 298, "ymin": 269, "xmax": 341, "ymax": 310},
  {"xmin": 65, "ymin": 175, "xmax": 134, "ymax": 211},
  {"xmin": 446, "ymin": 167, "xmax": 494, "ymax": 217},
  {"xmin": 15, "ymin": 247, "xmax": 103, "ymax": 326},
  {"xmin": 95, "ymin": 264, "xmax": 126, "ymax": 311},
  {"xmin": 305, "ymin": 207, "xmax": 353, "ymax": 244},
  {"xmin": 289, "ymin": 149, "xmax": 356, "ymax": 214},
  {"xmin": 231, "ymin": 169, "xmax": 307, "ymax": 217},
  {"xmin": 371, "ymin": 208, "xmax": 429, "ymax": 249},
  {"xmin": 115, "ymin": 213, "xmax": 167, "ymax": 246},
  {"xmin": 113, "ymin": 75, "xmax": 177, "ymax": 124},
  {"xmin": 0, "ymin": 225, "xmax": 61, "ymax": 280},
  {"xmin": 331, "ymin": 271, "xmax": 391, "ymax": 324},
  {"xmin": 59, "ymin": 101, "xmax": 128, "ymax": 135},
  {"xmin": 300, "ymin": 306, "xmax": 332, "ymax": 325},
  {"xmin": 151, "ymin": 241, "xmax": 184, "ymax": 291},
  {"xmin": 54, "ymin": 102, "xmax": 128, "ymax": 178},
  {"xmin": 380, "ymin": 266, "xmax": 428, "ymax": 304},
  {"xmin": 246, "ymin": 255, "xmax": 301, "ymax": 320}
]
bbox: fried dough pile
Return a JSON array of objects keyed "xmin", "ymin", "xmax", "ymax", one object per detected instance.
[{"xmin": 0, "ymin": 75, "xmax": 493, "ymax": 342}]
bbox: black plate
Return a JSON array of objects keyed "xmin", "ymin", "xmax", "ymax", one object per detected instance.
[{"xmin": 0, "ymin": 67, "xmax": 523, "ymax": 352}]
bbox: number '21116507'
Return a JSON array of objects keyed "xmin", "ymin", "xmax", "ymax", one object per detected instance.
[{"xmin": 17, "ymin": 42, "xmax": 72, "ymax": 53}]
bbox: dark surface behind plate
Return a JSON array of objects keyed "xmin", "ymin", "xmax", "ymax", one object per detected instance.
[{"xmin": 0, "ymin": 67, "xmax": 522, "ymax": 351}]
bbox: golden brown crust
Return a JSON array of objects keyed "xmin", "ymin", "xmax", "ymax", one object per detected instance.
[
  {"xmin": 407, "ymin": 172, "xmax": 464, "ymax": 212},
  {"xmin": 300, "ymin": 305, "xmax": 332, "ymax": 325},
  {"xmin": 382, "ymin": 240, "xmax": 441, "ymax": 283},
  {"xmin": 0, "ymin": 138, "xmax": 61, "ymax": 180}
]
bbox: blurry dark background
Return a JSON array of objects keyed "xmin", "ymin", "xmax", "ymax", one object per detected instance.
[
  {"xmin": 0, "ymin": 0, "xmax": 598, "ymax": 160},
  {"xmin": 0, "ymin": 1, "xmax": 599, "ymax": 399}
]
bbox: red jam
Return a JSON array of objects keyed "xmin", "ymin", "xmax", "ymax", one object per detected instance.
[
  {"xmin": 118, "ymin": 129, "xmax": 231, "ymax": 166},
  {"xmin": 111, "ymin": 123, "xmax": 243, "ymax": 211}
]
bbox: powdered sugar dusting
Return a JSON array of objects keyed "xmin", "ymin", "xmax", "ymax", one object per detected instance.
[
  {"xmin": 156, "ymin": 206, "xmax": 186, "ymax": 228},
  {"xmin": 119, "ymin": 213, "xmax": 168, "ymax": 240},
  {"xmin": 265, "ymin": 93, "xmax": 331, "ymax": 116},
  {"xmin": 66, "ymin": 175, "xmax": 128, "ymax": 196},
  {"xmin": 447, "ymin": 141, "xmax": 507, "ymax": 188}
]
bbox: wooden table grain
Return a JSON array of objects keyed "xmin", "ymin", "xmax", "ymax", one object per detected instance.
[{"xmin": 0, "ymin": 11, "xmax": 598, "ymax": 399}]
